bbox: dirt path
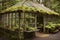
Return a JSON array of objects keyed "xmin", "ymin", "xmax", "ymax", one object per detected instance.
[
  {"xmin": 32, "ymin": 32, "xmax": 60, "ymax": 40},
  {"xmin": 0, "ymin": 32, "xmax": 60, "ymax": 40}
]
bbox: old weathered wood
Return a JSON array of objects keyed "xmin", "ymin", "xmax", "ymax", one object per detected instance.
[
  {"xmin": 43, "ymin": 15, "xmax": 46, "ymax": 33},
  {"xmin": 35, "ymin": 14, "xmax": 37, "ymax": 30}
]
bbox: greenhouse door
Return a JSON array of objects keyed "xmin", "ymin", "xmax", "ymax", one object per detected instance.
[{"xmin": 37, "ymin": 15, "xmax": 43, "ymax": 32}]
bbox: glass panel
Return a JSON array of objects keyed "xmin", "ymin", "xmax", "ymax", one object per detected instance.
[
  {"xmin": 15, "ymin": 13, "xmax": 19, "ymax": 30},
  {"xmin": 11, "ymin": 13, "xmax": 19, "ymax": 31},
  {"xmin": 28, "ymin": 23, "xmax": 35, "ymax": 27},
  {"xmin": 1, "ymin": 12, "xmax": 19, "ymax": 31},
  {"xmin": 24, "ymin": 18, "xmax": 35, "ymax": 24},
  {"xmin": 1, "ymin": 14, "xmax": 5, "ymax": 28},
  {"xmin": 24, "ymin": 18, "xmax": 35, "ymax": 27},
  {"xmin": 24, "ymin": 13, "xmax": 35, "ymax": 28},
  {"xmin": 25, "ymin": 13, "xmax": 35, "ymax": 18}
]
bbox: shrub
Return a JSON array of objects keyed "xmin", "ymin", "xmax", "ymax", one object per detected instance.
[
  {"xmin": 24, "ymin": 27, "xmax": 37, "ymax": 32},
  {"xmin": 45, "ymin": 22, "xmax": 59, "ymax": 33},
  {"xmin": 55, "ymin": 24, "xmax": 60, "ymax": 30}
]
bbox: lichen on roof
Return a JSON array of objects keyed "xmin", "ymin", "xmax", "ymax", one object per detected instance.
[{"xmin": 0, "ymin": 1, "xmax": 59, "ymax": 16}]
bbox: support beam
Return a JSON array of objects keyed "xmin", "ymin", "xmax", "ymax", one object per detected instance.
[
  {"xmin": 35, "ymin": 14, "xmax": 37, "ymax": 29},
  {"xmin": 43, "ymin": 15, "xmax": 46, "ymax": 33}
]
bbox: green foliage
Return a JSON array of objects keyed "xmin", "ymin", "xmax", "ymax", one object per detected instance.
[
  {"xmin": 1, "ymin": 0, "xmax": 20, "ymax": 10},
  {"xmin": 45, "ymin": 22, "xmax": 55, "ymax": 29},
  {"xmin": 38, "ymin": 24, "xmax": 43, "ymax": 28},
  {"xmin": 50, "ymin": 0, "xmax": 60, "ymax": 13},
  {"xmin": 56, "ymin": 24, "xmax": 60, "ymax": 26},
  {"xmin": 24, "ymin": 27, "xmax": 37, "ymax": 32},
  {"xmin": 44, "ymin": 0, "xmax": 60, "ymax": 13},
  {"xmin": 45, "ymin": 22, "xmax": 59, "ymax": 33}
]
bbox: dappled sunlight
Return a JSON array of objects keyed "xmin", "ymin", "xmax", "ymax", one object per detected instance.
[{"xmin": 35, "ymin": 32, "xmax": 50, "ymax": 38}]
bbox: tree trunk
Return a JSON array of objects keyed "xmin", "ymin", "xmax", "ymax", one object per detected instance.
[{"xmin": 44, "ymin": 0, "xmax": 50, "ymax": 8}]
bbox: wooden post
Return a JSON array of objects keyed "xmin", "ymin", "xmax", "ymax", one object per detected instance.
[
  {"xmin": 35, "ymin": 15, "xmax": 37, "ymax": 30},
  {"xmin": 43, "ymin": 15, "xmax": 46, "ymax": 33},
  {"xmin": 18, "ymin": 12, "xmax": 20, "ymax": 40},
  {"xmin": 10, "ymin": 13, "xmax": 12, "ymax": 29}
]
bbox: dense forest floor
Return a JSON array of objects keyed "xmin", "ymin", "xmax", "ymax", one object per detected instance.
[{"xmin": 32, "ymin": 31, "xmax": 60, "ymax": 40}]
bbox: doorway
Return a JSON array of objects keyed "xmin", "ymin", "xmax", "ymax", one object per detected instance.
[{"xmin": 37, "ymin": 15, "xmax": 43, "ymax": 32}]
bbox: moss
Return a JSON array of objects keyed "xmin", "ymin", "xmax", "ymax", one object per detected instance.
[{"xmin": 0, "ymin": 4, "xmax": 59, "ymax": 16}]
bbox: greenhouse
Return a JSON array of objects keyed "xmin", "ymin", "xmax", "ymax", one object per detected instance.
[{"xmin": 0, "ymin": 0, "xmax": 60, "ymax": 40}]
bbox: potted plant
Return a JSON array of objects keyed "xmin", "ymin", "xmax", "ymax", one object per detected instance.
[{"xmin": 23, "ymin": 27, "xmax": 37, "ymax": 39}]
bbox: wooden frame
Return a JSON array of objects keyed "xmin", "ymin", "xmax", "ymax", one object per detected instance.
[{"xmin": 43, "ymin": 15, "xmax": 46, "ymax": 32}]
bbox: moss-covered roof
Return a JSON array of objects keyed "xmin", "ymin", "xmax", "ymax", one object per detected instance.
[{"xmin": 0, "ymin": 1, "xmax": 59, "ymax": 16}]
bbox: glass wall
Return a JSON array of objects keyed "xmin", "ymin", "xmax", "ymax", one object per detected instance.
[
  {"xmin": 1, "ymin": 12, "xmax": 37, "ymax": 31},
  {"xmin": 0, "ymin": 12, "xmax": 37, "ymax": 40},
  {"xmin": 20, "ymin": 12, "xmax": 36, "ymax": 31},
  {"xmin": 1, "ymin": 13, "xmax": 19, "ymax": 31}
]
